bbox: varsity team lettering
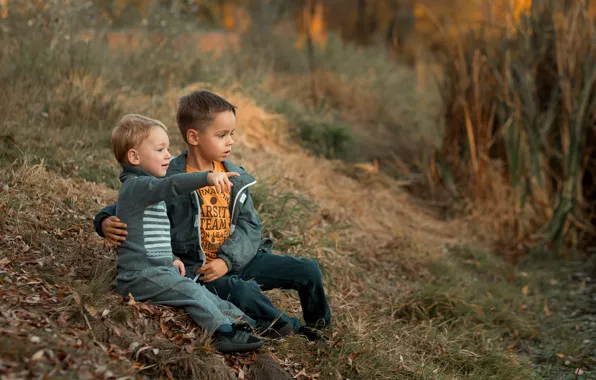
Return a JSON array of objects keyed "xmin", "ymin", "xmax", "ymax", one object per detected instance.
[
  {"xmin": 203, "ymin": 205, "xmax": 229, "ymax": 218},
  {"xmin": 199, "ymin": 185, "xmax": 231, "ymax": 259},
  {"xmin": 201, "ymin": 217, "xmax": 228, "ymax": 230}
]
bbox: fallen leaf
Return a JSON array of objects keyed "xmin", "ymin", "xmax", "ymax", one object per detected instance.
[
  {"xmin": 135, "ymin": 345, "xmax": 153, "ymax": 360},
  {"xmin": 85, "ymin": 305, "xmax": 98, "ymax": 318},
  {"xmin": 128, "ymin": 342, "xmax": 141, "ymax": 353},
  {"xmin": 72, "ymin": 291, "xmax": 81, "ymax": 305},
  {"xmin": 31, "ymin": 349, "xmax": 45, "ymax": 360},
  {"xmin": 127, "ymin": 293, "xmax": 136, "ymax": 305},
  {"xmin": 543, "ymin": 299, "xmax": 551, "ymax": 317}
]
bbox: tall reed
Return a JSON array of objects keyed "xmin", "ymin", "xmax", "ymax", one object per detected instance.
[{"xmin": 432, "ymin": 0, "xmax": 595, "ymax": 255}]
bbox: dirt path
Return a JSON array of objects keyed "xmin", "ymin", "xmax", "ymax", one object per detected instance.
[{"xmin": 519, "ymin": 256, "xmax": 596, "ymax": 379}]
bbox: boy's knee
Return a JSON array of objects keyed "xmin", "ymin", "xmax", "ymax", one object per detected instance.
[
  {"xmin": 302, "ymin": 259, "xmax": 323, "ymax": 284},
  {"xmin": 230, "ymin": 280, "xmax": 262, "ymax": 301}
]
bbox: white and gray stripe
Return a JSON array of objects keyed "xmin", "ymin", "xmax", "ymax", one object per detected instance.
[{"xmin": 143, "ymin": 201, "xmax": 171, "ymax": 254}]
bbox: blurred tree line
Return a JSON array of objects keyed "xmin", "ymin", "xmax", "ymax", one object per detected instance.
[{"xmin": 5, "ymin": 0, "xmax": 571, "ymax": 52}]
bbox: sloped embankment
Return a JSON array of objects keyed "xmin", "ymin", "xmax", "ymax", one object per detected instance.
[{"xmin": 2, "ymin": 86, "xmax": 530, "ymax": 380}]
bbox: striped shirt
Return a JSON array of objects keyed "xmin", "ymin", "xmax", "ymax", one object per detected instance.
[{"xmin": 115, "ymin": 165, "xmax": 210, "ymax": 271}]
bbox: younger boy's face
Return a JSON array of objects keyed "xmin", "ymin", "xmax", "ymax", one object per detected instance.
[
  {"xmin": 134, "ymin": 127, "xmax": 172, "ymax": 178},
  {"xmin": 193, "ymin": 111, "xmax": 236, "ymax": 162}
]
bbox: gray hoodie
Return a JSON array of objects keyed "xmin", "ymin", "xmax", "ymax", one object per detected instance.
[{"xmin": 116, "ymin": 165, "xmax": 210, "ymax": 271}]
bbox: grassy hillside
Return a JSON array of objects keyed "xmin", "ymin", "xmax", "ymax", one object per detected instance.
[{"xmin": 1, "ymin": 4, "xmax": 594, "ymax": 379}]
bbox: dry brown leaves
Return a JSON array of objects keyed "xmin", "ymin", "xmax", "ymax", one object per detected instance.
[{"xmin": 0, "ymin": 164, "xmax": 309, "ymax": 379}]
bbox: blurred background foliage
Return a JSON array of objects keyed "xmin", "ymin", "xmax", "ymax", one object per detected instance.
[{"xmin": 1, "ymin": 0, "xmax": 595, "ymax": 258}]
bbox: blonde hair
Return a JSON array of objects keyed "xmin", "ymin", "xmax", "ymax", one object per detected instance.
[{"xmin": 111, "ymin": 114, "xmax": 168, "ymax": 164}]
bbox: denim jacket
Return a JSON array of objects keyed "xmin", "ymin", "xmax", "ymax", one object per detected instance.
[{"xmin": 94, "ymin": 151, "xmax": 272, "ymax": 275}]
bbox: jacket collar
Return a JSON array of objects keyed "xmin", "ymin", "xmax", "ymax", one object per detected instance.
[
  {"xmin": 168, "ymin": 151, "xmax": 256, "ymax": 187},
  {"xmin": 119, "ymin": 164, "xmax": 154, "ymax": 183}
]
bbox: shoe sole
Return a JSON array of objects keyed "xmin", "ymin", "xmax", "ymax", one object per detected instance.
[{"xmin": 214, "ymin": 339, "xmax": 264, "ymax": 353}]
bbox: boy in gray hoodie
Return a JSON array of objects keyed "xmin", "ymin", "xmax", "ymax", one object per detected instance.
[{"xmin": 110, "ymin": 114, "xmax": 263, "ymax": 353}]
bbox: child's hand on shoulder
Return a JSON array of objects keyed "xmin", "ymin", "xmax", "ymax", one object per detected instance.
[
  {"xmin": 207, "ymin": 171, "xmax": 240, "ymax": 193},
  {"xmin": 172, "ymin": 259, "xmax": 186, "ymax": 276}
]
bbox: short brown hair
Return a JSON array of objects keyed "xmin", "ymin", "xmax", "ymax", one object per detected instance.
[
  {"xmin": 176, "ymin": 90, "xmax": 236, "ymax": 143},
  {"xmin": 111, "ymin": 114, "xmax": 167, "ymax": 164}
]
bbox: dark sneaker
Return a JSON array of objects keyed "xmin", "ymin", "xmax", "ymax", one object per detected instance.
[
  {"xmin": 236, "ymin": 320, "xmax": 294, "ymax": 339},
  {"xmin": 297, "ymin": 326, "xmax": 327, "ymax": 342},
  {"xmin": 313, "ymin": 318, "xmax": 330, "ymax": 330},
  {"xmin": 256, "ymin": 320, "xmax": 294, "ymax": 339},
  {"xmin": 212, "ymin": 329, "xmax": 264, "ymax": 353}
]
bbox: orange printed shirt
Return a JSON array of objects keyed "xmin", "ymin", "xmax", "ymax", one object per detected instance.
[{"xmin": 187, "ymin": 162, "xmax": 231, "ymax": 263}]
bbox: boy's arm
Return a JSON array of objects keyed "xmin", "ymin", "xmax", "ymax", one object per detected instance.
[
  {"xmin": 217, "ymin": 190, "xmax": 262, "ymax": 271},
  {"xmin": 93, "ymin": 203, "xmax": 117, "ymax": 237},
  {"xmin": 126, "ymin": 172, "xmax": 211, "ymax": 207}
]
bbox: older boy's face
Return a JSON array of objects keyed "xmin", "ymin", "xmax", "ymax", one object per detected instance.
[{"xmin": 196, "ymin": 111, "xmax": 236, "ymax": 162}]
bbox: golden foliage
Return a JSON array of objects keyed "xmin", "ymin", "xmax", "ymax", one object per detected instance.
[
  {"xmin": 491, "ymin": 0, "xmax": 533, "ymax": 27},
  {"xmin": 219, "ymin": 3, "xmax": 250, "ymax": 32},
  {"xmin": 413, "ymin": 0, "xmax": 533, "ymax": 38},
  {"xmin": 432, "ymin": 1, "xmax": 596, "ymax": 254},
  {"xmin": 296, "ymin": 0, "xmax": 328, "ymax": 49},
  {"xmin": 0, "ymin": 0, "xmax": 7, "ymax": 19}
]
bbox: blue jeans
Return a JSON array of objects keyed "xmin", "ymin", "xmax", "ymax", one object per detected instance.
[
  {"xmin": 117, "ymin": 266, "xmax": 247, "ymax": 332},
  {"xmin": 200, "ymin": 251, "xmax": 331, "ymax": 331}
]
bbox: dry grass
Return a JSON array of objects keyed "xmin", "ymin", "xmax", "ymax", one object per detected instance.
[
  {"xmin": 0, "ymin": 159, "xmax": 534, "ymax": 379},
  {"xmin": 1, "ymin": 77, "xmax": 538, "ymax": 378},
  {"xmin": 0, "ymin": 3, "xmax": 566, "ymax": 379}
]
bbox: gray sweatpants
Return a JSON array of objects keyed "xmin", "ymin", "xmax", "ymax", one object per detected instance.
[{"xmin": 116, "ymin": 266, "xmax": 245, "ymax": 332}]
